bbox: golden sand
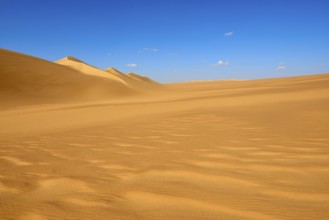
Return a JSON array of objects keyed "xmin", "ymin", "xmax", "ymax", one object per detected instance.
[{"xmin": 0, "ymin": 48, "xmax": 328, "ymax": 219}]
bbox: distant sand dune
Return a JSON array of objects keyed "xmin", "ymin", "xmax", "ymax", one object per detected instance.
[{"xmin": 0, "ymin": 49, "xmax": 161, "ymax": 106}]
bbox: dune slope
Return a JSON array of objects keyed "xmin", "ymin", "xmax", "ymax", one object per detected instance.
[
  {"xmin": 0, "ymin": 49, "xmax": 135, "ymax": 105},
  {"xmin": 0, "ymin": 72, "xmax": 328, "ymax": 219}
]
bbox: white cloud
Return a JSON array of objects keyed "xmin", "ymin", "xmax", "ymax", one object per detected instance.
[
  {"xmin": 224, "ymin": 32, "xmax": 234, "ymax": 37},
  {"xmin": 127, "ymin": 64, "xmax": 137, "ymax": 67},
  {"xmin": 276, "ymin": 64, "xmax": 286, "ymax": 70},
  {"xmin": 143, "ymin": 48, "xmax": 159, "ymax": 52},
  {"xmin": 212, "ymin": 60, "xmax": 230, "ymax": 66}
]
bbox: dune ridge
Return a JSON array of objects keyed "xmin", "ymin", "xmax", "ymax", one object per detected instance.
[
  {"xmin": 127, "ymin": 72, "xmax": 160, "ymax": 85},
  {"xmin": 56, "ymin": 56, "xmax": 128, "ymax": 84},
  {"xmin": 105, "ymin": 67, "xmax": 160, "ymax": 89}
]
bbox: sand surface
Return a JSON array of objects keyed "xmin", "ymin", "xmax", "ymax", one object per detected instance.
[{"xmin": 1, "ymin": 50, "xmax": 329, "ymax": 219}]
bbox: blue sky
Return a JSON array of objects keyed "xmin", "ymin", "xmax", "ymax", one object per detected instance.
[{"xmin": 1, "ymin": 0, "xmax": 329, "ymax": 82}]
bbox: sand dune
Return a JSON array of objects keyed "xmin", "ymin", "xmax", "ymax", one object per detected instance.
[
  {"xmin": 0, "ymin": 49, "xmax": 163, "ymax": 107},
  {"xmin": 56, "ymin": 56, "xmax": 128, "ymax": 85},
  {"xmin": 0, "ymin": 49, "xmax": 329, "ymax": 219},
  {"xmin": 56, "ymin": 57, "xmax": 159, "ymax": 91}
]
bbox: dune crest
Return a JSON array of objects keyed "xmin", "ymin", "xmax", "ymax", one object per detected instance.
[
  {"xmin": 60, "ymin": 56, "xmax": 86, "ymax": 63},
  {"xmin": 127, "ymin": 72, "xmax": 158, "ymax": 84}
]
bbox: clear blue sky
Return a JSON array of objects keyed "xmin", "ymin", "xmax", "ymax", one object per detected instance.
[{"xmin": 1, "ymin": 0, "xmax": 329, "ymax": 82}]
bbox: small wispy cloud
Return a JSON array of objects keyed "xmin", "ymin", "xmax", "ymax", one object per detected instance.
[
  {"xmin": 143, "ymin": 48, "xmax": 159, "ymax": 52},
  {"xmin": 224, "ymin": 32, "xmax": 234, "ymax": 37},
  {"xmin": 127, "ymin": 64, "xmax": 137, "ymax": 67},
  {"xmin": 212, "ymin": 60, "xmax": 230, "ymax": 66},
  {"xmin": 276, "ymin": 63, "xmax": 286, "ymax": 70}
]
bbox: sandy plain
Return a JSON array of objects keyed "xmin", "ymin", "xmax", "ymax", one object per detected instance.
[{"xmin": 0, "ymin": 48, "xmax": 329, "ymax": 219}]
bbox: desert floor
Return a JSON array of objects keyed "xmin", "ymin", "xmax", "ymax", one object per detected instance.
[{"xmin": 0, "ymin": 74, "xmax": 329, "ymax": 220}]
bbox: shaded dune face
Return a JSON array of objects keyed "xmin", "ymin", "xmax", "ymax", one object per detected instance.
[{"xmin": 0, "ymin": 48, "xmax": 329, "ymax": 219}]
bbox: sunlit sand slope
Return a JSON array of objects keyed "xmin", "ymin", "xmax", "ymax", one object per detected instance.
[
  {"xmin": 0, "ymin": 73, "xmax": 328, "ymax": 219},
  {"xmin": 56, "ymin": 56, "xmax": 128, "ymax": 85}
]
